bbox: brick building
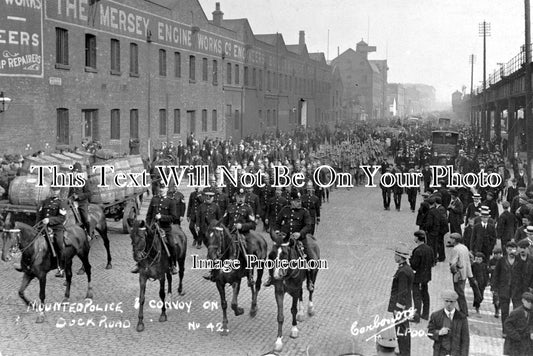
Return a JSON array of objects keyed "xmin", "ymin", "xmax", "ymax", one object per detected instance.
[
  {"xmin": 0, "ymin": 0, "xmax": 340, "ymax": 157},
  {"xmin": 331, "ymin": 40, "xmax": 388, "ymax": 121}
]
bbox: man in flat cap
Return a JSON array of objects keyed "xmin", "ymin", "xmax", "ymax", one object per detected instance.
[
  {"xmin": 493, "ymin": 241, "xmax": 524, "ymax": 336},
  {"xmin": 449, "ymin": 233, "xmax": 473, "ymax": 316},
  {"xmin": 517, "ymin": 238, "xmax": 533, "ymax": 297},
  {"xmin": 503, "ymin": 291, "xmax": 533, "ymax": 356},
  {"xmin": 427, "ymin": 290, "xmax": 470, "ymax": 356},
  {"xmin": 410, "ymin": 230, "xmax": 434, "ymax": 322},
  {"xmin": 387, "ymin": 244, "xmax": 414, "ymax": 356}
]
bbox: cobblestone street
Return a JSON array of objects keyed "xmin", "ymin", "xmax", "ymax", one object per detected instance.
[{"xmin": 0, "ymin": 185, "xmax": 503, "ymax": 356}]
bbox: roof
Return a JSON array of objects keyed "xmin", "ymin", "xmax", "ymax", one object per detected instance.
[
  {"xmin": 286, "ymin": 44, "xmax": 300, "ymax": 54},
  {"xmin": 369, "ymin": 62, "xmax": 380, "ymax": 73},
  {"xmin": 309, "ymin": 52, "xmax": 326, "ymax": 64},
  {"xmin": 255, "ymin": 34, "xmax": 277, "ymax": 45}
]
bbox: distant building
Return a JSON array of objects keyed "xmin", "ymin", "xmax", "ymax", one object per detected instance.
[
  {"xmin": 0, "ymin": 0, "xmax": 341, "ymax": 155},
  {"xmin": 331, "ymin": 40, "xmax": 388, "ymax": 121}
]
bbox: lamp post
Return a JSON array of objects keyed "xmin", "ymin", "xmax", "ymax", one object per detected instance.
[
  {"xmin": 469, "ymin": 54, "xmax": 475, "ymax": 133},
  {"xmin": 479, "ymin": 21, "xmax": 491, "ymax": 141}
]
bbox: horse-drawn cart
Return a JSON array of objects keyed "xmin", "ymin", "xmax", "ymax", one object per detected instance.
[{"xmin": 0, "ymin": 189, "xmax": 147, "ymax": 234}]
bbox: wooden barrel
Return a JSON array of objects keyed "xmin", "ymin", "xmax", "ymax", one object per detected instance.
[
  {"xmin": 74, "ymin": 150, "xmax": 95, "ymax": 166},
  {"xmin": 88, "ymin": 165, "xmax": 117, "ymax": 204},
  {"xmin": 110, "ymin": 157, "xmax": 132, "ymax": 199},
  {"xmin": 20, "ymin": 156, "xmax": 52, "ymax": 176},
  {"xmin": 127, "ymin": 155, "xmax": 149, "ymax": 194},
  {"xmin": 62, "ymin": 152, "xmax": 90, "ymax": 169},
  {"xmin": 9, "ymin": 175, "xmax": 52, "ymax": 206}
]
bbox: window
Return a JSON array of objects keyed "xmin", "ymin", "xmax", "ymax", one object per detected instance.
[
  {"xmin": 159, "ymin": 49, "xmax": 166, "ymax": 76},
  {"xmin": 267, "ymin": 110, "xmax": 271, "ymax": 127},
  {"xmin": 82, "ymin": 109, "xmax": 98, "ymax": 139},
  {"xmin": 85, "ymin": 34, "xmax": 96, "ymax": 69},
  {"xmin": 235, "ymin": 64, "xmax": 240, "ymax": 85},
  {"xmin": 174, "ymin": 52, "xmax": 181, "ymax": 77},
  {"xmin": 267, "ymin": 71, "xmax": 271, "ymax": 90},
  {"xmin": 212, "ymin": 60, "xmax": 218, "ymax": 85},
  {"xmin": 234, "ymin": 109, "xmax": 240, "ymax": 130},
  {"xmin": 258, "ymin": 69, "xmax": 263, "ymax": 90},
  {"xmin": 258, "ymin": 110, "xmax": 262, "ymax": 126},
  {"xmin": 225, "ymin": 105, "xmax": 232, "ymax": 127},
  {"xmin": 174, "ymin": 109, "xmax": 180, "ymax": 134},
  {"xmin": 159, "ymin": 109, "xmax": 167, "ymax": 136},
  {"xmin": 211, "ymin": 110, "xmax": 217, "ymax": 131},
  {"xmin": 55, "ymin": 28, "xmax": 69, "ymax": 66},
  {"xmin": 226, "ymin": 62, "xmax": 232, "ymax": 84},
  {"xmin": 244, "ymin": 66, "xmax": 249, "ymax": 86},
  {"xmin": 110, "ymin": 39, "xmax": 120, "ymax": 74},
  {"xmin": 201, "ymin": 109, "xmax": 207, "ymax": 132},
  {"xmin": 189, "ymin": 55, "xmax": 196, "ymax": 81},
  {"xmin": 187, "ymin": 110, "xmax": 196, "ymax": 133},
  {"xmin": 110, "ymin": 109, "xmax": 120, "ymax": 139},
  {"xmin": 57, "ymin": 108, "xmax": 69, "ymax": 144},
  {"xmin": 273, "ymin": 110, "xmax": 277, "ymax": 127},
  {"xmin": 252, "ymin": 68, "xmax": 256, "ymax": 86},
  {"xmin": 129, "ymin": 43, "xmax": 138, "ymax": 75},
  {"xmin": 202, "ymin": 58, "xmax": 208, "ymax": 81},
  {"xmin": 130, "ymin": 109, "xmax": 139, "ymax": 139}
]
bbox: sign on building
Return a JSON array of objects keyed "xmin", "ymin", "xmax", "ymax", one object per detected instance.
[{"xmin": 0, "ymin": 0, "xmax": 44, "ymax": 77}]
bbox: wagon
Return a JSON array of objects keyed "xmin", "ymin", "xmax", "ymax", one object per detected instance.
[{"xmin": 0, "ymin": 189, "xmax": 147, "ymax": 234}]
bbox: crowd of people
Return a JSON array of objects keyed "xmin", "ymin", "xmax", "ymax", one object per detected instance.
[{"xmin": 384, "ymin": 127, "xmax": 533, "ymax": 356}]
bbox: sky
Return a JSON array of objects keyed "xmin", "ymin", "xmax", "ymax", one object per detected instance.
[{"xmin": 197, "ymin": 0, "xmax": 529, "ymax": 104}]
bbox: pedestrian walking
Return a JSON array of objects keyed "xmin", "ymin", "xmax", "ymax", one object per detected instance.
[
  {"xmin": 449, "ymin": 233, "xmax": 473, "ymax": 316},
  {"xmin": 410, "ymin": 230, "xmax": 433, "ymax": 322},
  {"xmin": 387, "ymin": 244, "xmax": 414, "ymax": 356},
  {"xmin": 427, "ymin": 290, "xmax": 470, "ymax": 356}
]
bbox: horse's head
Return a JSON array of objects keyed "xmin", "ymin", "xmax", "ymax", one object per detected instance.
[
  {"xmin": 129, "ymin": 219, "xmax": 148, "ymax": 262},
  {"xmin": 1, "ymin": 216, "xmax": 21, "ymax": 262},
  {"xmin": 272, "ymin": 240, "xmax": 294, "ymax": 280},
  {"xmin": 206, "ymin": 220, "xmax": 229, "ymax": 260}
]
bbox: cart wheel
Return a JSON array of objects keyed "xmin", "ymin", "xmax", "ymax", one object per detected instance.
[{"xmin": 122, "ymin": 202, "xmax": 137, "ymax": 234}]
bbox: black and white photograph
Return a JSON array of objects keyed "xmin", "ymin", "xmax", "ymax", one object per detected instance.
[{"xmin": 1, "ymin": 0, "xmax": 533, "ymax": 355}]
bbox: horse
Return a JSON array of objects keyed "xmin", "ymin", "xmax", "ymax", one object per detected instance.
[
  {"xmin": 0, "ymin": 217, "xmax": 93, "ymax": 323},
  {"xmin": 269, "ymin": 231, "xmax": 320, "ymax": 353},
  {"xmin": 65, "ymin": 200, "xmax": 112, "ymax": 272},
  {"xmin": 128, "ymin": 219, "xmax": 186, "ymax": 332},
  {"xmin": 206, "ymin": 221, "xmax": 267, "ymax": 335}
]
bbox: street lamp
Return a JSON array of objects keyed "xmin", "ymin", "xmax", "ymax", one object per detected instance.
[{"xmin": 0, "ymin": 92, "xmax": 12, "ymax": 113}]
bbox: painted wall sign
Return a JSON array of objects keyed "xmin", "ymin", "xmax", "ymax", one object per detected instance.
[{"xmin": 0, "ymin": 0, "xmax": 44, "ymax": 77}]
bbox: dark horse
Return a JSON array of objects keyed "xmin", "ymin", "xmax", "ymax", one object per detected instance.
[
  {"xmin": 128, "ymin": 219, "xmax": 186, "ymax": 332},
  {"xmin": 66, "ymin": 201, "xmax": 112, "ymax": 272},
  {"xmin": 206, "ymin": 221, "xmax": 267, "ymax": 335},
  {"xmin": 0, "ymin": 218, "xmax": 93, "ymax": 323},
  {"xmin": 269, "ymin": 231, "xmax": 320, "ymax": 352}
]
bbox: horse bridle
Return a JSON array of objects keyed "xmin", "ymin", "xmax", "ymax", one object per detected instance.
[{"xmin": 209, "ymin": 226, "xmax": 233, "ymax": 260}]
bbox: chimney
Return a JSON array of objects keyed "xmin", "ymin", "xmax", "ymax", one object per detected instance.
[
  {"xmin": 299, "ymin": 30, "xmax": 305, "ymax": 46},
  {"xmin": 212, "ymin": 2, "xmax": 223, "ymax": 26}
]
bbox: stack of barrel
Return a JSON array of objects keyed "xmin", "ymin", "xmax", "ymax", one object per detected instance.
[
  {"xmin": 9, "ymin": 153, "xmax": 148, "ymax": 206},
  {"xmin": 10, "ymin": 152, "xmax": 88, "ymax": 206},
  {"xmin": 87, "ymin": 155, "xmax": 148, "ymax": 204}
]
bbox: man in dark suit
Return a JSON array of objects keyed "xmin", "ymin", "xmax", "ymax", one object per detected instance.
[
  {"xmin": 410, "ymin": 230, "xmax": 434, "ymax": 322},
  {"xmin": 427, "ymin": 290, "xmax": 470, "ymax": 356},
  {"xmin": 497, "ymin": 201, "xmax": 516, "ymax": 248},
  {"xmin": 448, "ymin": 188, "xmax": 464, "ymax": 235},
  {"xmin": 387, "ymin": 244, "xmax": 414, "ymax": 356},
  {"xmin": 503, "ymin": 291, "xmax": 533, "ymax": 356},
  {"xmin": 471, "ymin": 208, "xmax": 497, "ymax": 259}
]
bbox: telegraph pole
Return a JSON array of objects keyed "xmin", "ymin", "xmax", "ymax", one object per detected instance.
[
  {"xmin": 469, "ymin": 54, "xmax": 475, "ymax": 132},
  {"xmin": 525, "ymin": 0, "xmax": 533, "ymax": 184},
  {"xmin": 479, "ymin": 21, "xmax": 491, "ymax": 141}
]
